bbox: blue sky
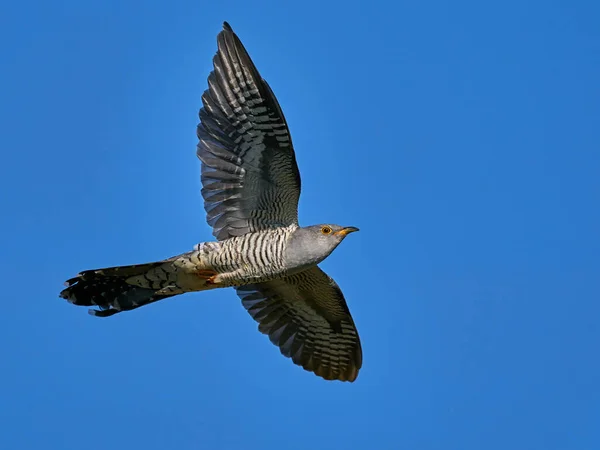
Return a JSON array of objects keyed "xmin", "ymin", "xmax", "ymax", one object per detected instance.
[{"xmin": 2, "ymin": 0, "xmax": 599, "ymax": 448}]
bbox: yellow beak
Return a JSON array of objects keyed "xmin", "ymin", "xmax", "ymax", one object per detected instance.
[{"xmin": 334, "ymin": 226, "xmax": 360, "ymax": 237}]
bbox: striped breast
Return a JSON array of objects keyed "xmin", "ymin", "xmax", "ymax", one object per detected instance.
[{"xmin": 208, "ymin": 226, "xmax": 296, "ymax": 284}]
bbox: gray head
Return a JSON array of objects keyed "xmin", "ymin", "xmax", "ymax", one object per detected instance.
[{"xmin": 284, "ymin": 224, "xmax": 359, "ymax": 272}]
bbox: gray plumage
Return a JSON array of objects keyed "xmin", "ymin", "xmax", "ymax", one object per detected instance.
[{"xmin": 59, "ymin": 22, "xmax": 362, "ymax": 382}]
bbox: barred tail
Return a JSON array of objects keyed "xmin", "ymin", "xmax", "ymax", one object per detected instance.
[{"xmin": 59, "ymin": 262, "xmax": 177, "ymax": 317}]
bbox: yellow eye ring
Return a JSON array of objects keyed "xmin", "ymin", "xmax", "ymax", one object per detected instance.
[{"xmin": 321, "ymin": 226, "xmax": 332, "ymax": 235}]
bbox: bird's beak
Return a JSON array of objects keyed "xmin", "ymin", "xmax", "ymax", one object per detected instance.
[{"xmin": 335, "ymin": 226, "xmax": 359, "ymax": 237}]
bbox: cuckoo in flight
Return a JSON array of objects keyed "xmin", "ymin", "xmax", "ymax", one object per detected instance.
[{"xmin": 60, "ymin": 22, "xmax": 362, "ymax": 382}]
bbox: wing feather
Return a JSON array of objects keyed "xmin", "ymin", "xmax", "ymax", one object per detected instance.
[
  {"xmin": 197, "ymin": 22, "xmax": 301, "ymax": 240},
  {"xmin": 236, "ymin": 266, "xmax": 362, "ymax": 382}
]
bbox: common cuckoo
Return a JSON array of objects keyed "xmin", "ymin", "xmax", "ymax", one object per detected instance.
[{"xmin": 60, "ymin": 22, "xmax": 362, "ymax": 382}]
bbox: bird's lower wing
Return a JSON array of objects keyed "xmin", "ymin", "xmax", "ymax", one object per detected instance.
[{"xmin": 236, "ymin": 266, "xmax": 362, "ymax": 382}]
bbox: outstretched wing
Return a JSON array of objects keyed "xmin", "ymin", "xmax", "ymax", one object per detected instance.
[
  {"xmin": 236, "ymin": 266, "xmax": 362, "ymax": 382},
  {"xmin": 197, "ymin": 22, "xmax": 301, "ymax": 241}
]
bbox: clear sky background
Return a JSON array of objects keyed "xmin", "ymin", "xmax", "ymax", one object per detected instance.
[{"xmin": 1, "ymin": 1, "xmax": 599, "ymax": 449}]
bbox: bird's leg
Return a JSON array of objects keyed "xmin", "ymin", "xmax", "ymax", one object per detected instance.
[
  {"xmin": 196, "ymin": 269, "xmax": 218, "ymax": 284},
  {"xmin": 199, "ymin": 268, "xmax": 251, "ymax": 287}
]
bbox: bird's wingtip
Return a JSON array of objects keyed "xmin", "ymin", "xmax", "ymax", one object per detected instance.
[{"xmin": 223, "ymin": 21, "xmax": 232, "ymax": 32}]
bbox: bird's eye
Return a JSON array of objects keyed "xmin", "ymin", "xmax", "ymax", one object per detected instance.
[{"xmin": 321, "ymin": 226, "xmax": 332, "ymax": 235}]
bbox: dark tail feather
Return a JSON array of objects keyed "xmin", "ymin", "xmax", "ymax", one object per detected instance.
[{"xmin": 59, "ymin": 262, "xmax": 175, "ymax": 317}]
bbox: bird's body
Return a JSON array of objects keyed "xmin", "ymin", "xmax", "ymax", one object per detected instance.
[
  {"xmin": 60, "ymin": 22, "xmax": 362, "ymax": 382},
  {"xmin": 174, "ymin": 225, "xmax": 297, "ymax": 289}
]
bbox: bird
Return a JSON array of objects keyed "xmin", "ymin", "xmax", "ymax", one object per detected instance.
[{"xmin": 59, "ymin": 22, "xmax": 362, "ymax": 382}]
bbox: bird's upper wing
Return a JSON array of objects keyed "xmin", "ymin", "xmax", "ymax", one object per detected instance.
[
  {"xmin": 236, "ymin": 266, "xmax": 362, "ymax": 382},
  {"xmin": 197, "ymin": 22, "xmax": 301, "ymax": 241}
]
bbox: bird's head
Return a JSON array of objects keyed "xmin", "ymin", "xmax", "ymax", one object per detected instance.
[{"xmin": 284, "ymin": 224, "xmax": 359, "ymax": 271}]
